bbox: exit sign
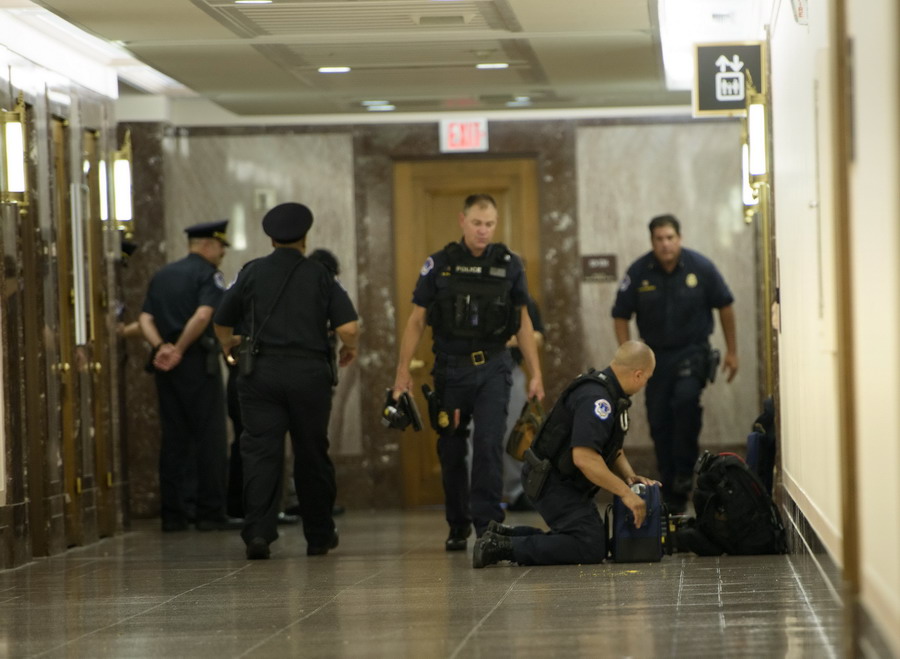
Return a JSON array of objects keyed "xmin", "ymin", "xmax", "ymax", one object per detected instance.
[{"xmin": 440, "ymin": 118, "xmax": 489, "ymax": 152}]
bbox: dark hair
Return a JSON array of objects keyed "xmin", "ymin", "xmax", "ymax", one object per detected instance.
[
  {"xmin": 308, "ymin": 248, "xmax": 340, "ymax": 276},
  {"xmin": 463, "ymin": 193, "xmax": 497, "ymax": 212},
  {"xmin": 648, "ymin": 214, "xmax": 680, "ymax": 236}
]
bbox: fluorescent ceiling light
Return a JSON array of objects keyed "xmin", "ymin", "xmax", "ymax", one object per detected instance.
[
  {"xmin": 235, "ymin": 1, "xmax": 272, "ymax": 4},
  {"xmin": 361, "ymin": 100, "xmax": 390, "ymax": 106},
  {"xmin": 658, "ymin": 0, "xmax": 765, "ymax": 90},
  {"xmin": 367, "ymin": 105, "xmax": 395, "ymax": 112},
  {"xmin": 318, "ymin": 66, "xmax": 351, "ymax": 73},
  {"xmin": 476, "ymin": 63, "xmax": 508, "ymax": 70}
]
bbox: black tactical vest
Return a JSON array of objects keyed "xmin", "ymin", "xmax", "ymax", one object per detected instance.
[
  {"xmin": 426, "ymin": 242, "xmax": 521, "ymax": 342},
  {"xmin": 531, "ymin": 370, "xmax": 631, "ymax": 486}
]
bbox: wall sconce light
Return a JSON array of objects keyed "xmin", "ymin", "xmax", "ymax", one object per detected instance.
[
  {"xmin": 0, "ymin": 94, "xmax": 28, "ymax": 205},
  {"xmin": 747, "ymin": 92, "xmax": 767, "ymax": 178},
  {"xmin": 112, "ymin": 130, "xmax": 133, "ymax": 235}
]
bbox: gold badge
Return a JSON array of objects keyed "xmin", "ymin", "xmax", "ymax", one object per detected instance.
[
  {"xmin": 686, "ymin": 273, "xmax": 698, "ymax": 288},
  {"xmin": 438, "ymin": 411, "xmax": 449, "ymax": 428}
]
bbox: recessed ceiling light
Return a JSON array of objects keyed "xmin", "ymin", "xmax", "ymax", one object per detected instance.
[
  {"xmin": 361, "ymin": 100, "xmax": 390, "ymax": 106},
  {"xmin": 235, "ymin": 0, "xmax": 272, "ymax": 4},
  {"xmin": 476, "ymin": 63, "xmax": 508, "ymax": 70},
  {"xmin": 367, "ymin": 104, "xmax": 396, "ymax": 112},
  {"xmin": 318, "ymin": 66, "xmax": 351, "ymax": 73}
]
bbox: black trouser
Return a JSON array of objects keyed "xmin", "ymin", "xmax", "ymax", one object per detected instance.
[
  {"xmin": 238, "ymin": 355, "xmax": 335, "ymax": 547},
  {"xmin": 226, "ymin": 365, "xmax": 244, "ymax": 518},
  {"xmin": 154, "ymin": 349, "xmax": 227, "ymax": 526},
  {"xmin": 433, "ymin": 350, "xmax": 514, "ymax": 536},
  {"xmin": 645, "ymin": 345, "xmax": 707, "ymax": 500},
  {"xmin": 509, "ymin": 467, "xmax": 607, "ymax": 565}
]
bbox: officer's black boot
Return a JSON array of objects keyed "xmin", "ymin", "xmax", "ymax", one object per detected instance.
[
  {"xmin": 487, "ymin": 520, "xmax": 518, "ymax": 536},
  {"xmin": 473, "ymin": 532, "xmax": 514, "ymax": 568},
  {"xmin": 445, "ymin": 524, "xmax": 472, "ymax": 551}
]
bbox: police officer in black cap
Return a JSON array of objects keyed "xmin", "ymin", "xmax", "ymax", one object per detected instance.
[
  {"xmin": 392, "ymin": 193, "xmax": 544, "ymax": 551},
  {"xmin": 214, "ymin": 203, "xmax": 359, "ymax": 560},
  {"xmin": 139, "ymin": 219, "xmax": 234, "ymax": 532}
]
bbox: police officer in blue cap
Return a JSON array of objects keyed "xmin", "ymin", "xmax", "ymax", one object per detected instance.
[
  {"xmin": 214, "ymin": 203, "xmax": 359, "ymax": 560},
  {"xmin": 139, "ymin": 219, "xmax": 237, "ymax": 532}
]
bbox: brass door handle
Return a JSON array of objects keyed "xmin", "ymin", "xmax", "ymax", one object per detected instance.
[{"xmin": 92, "ymin": 362, "xmax": 102, "ymax": 373}]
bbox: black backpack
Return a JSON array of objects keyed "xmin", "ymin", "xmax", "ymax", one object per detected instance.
[{"xmin": 680, "ymin": 451, "xmax": 787, "ymax": 556}]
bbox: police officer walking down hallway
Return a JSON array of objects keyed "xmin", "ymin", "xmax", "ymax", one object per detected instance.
[
  {"xmin": 139, "ymin": 220, "xmax": 234, "ymax": 532},
  {"xmin": 392, "ymin": 193, "xmax": 544, "ymax": 551},
  {"xmin": 214, "ymin": 203, "xmax": 359, "ymax": 560},
  {"xmin": 611, "ymin": 214, "xmax": 738, "ymax": 513},
  {"xmin": 473, "ymin": 341, "xmax": 657, "ymax": 568}
]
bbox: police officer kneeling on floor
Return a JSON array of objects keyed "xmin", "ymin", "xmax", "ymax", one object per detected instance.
[
  {"xmin": 214, "ymin": 203, "xmax": 359, "ymax": 560},
  {"xmin": 473, "ymin": 340, "xmax": 658, "ymax": 568}
]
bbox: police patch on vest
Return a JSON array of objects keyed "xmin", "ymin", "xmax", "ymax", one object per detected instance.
[
  {"xmin": 686, "ymin": 272, "xmax": 698, "ymax": 288},
  {"xmin": 214, "ymin": 272, "xmax": 226, "ymax": 290},
  {"xmin": 420, "ymin": 257, "xmax": 434, "ymax": 276},
  {"xmin": 594, "ymin": 399, "xmax": 612, "ymax": 420}
]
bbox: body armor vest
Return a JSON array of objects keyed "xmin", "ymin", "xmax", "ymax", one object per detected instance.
[
  {"xmin": 426, "ymin": 242, "xmax": 521, "ymax": 342},
  {"xmin": 531, "ymin": 370, "xmax": 631, "ymax": 487}
]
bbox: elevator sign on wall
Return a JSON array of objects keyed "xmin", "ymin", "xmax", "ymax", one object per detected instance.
[
  {"xmin": 440, "ymin": 118, "xmax": 489, "ymax": 153},
  {"xmin": 693, "ymin": 42, "xmax": 765, "ymax": 117}
]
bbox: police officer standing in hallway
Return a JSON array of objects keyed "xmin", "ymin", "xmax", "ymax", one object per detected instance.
[
  {"xmin": 611, "ymin": 214, "xmax": 738, "ymax": 513},
  {"xmin": 473, "ymin": 340, "xmax": 657, "ymax": 568},
  {"xmin": 392, "ymin": 193, "xmax": 544, "ymax": 551},
  {"xmin": 139, "ymin": 220, "xmax": 234, "ymax": 532},
  {"xmin": 214, "ymin": 203, "xmax": 359, "ymax": 560}
]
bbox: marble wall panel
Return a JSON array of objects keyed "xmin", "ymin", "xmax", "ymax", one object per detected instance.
[{"xmin": 576, "ymin": 120, "xmax": 760, "ymax": 456}]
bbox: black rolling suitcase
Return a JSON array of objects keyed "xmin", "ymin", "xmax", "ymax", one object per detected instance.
[{"xmin": 607, "ymin": 483, "xmax": 668, "ymax": 562}]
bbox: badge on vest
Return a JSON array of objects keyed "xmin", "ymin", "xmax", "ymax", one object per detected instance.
[
  {"xmin": 686, "ymin": 273, "xmax": 698, "ymax": 288},
  {"xmin": 489, "ymin": 267, "xmax": 507, "ymax": 277}
]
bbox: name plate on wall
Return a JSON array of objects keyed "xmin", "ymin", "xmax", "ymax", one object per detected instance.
[{"xmin": 581, "ymin": 254, "xmax": 617, "ymax": 283}]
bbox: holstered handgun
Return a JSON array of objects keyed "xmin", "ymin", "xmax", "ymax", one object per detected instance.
[
  {"xmin": 522, "ymin": 448, "xmax": 552, "ymax": 501},
  {"xmin": 707, "ymin": 348, "xmax": 721, "ymax": 384}
]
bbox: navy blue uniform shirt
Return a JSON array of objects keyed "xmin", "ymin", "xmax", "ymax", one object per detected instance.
[
  {"xmin": 412, "ymin": 241, "xmax": 530, "ymax": 355},
  {"xmin": 215, "ymin": 248, "xmax": 357, "ymax": 353},
  {"xmin": 142, "ymin": 253, "xmax": 225, "ymax": 344},
  {"xmin": 611, "ymin": 247, "xmax": 733, "ymax": 350},
  {"xmin": 568, "ymin": 367, "xmax": 626, "ymax": 458}
]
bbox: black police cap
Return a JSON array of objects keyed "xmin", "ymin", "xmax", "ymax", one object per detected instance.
[
  {"xmin": 262, "ymin": 203, "xmax": 313, "ymax": 243},
  {"xmin": 185, "ymin": 219, "xmax": 230, "ymax": 246}
]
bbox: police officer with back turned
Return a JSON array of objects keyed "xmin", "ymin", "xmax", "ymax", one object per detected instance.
[
  {"xmin": 392, "ymin": 193, "xmax": 544, "ymax": 551},
  {"xmin": 139, "ymin": 220, "xmax": 233, "ymax": 532},
  {"xmin": 473, "ymin": 341, "xmax": 657, "ymax": 568},
  {"xmin": 611, "ymin": 214, "xmax": 738, "ymax": 513},
  {"xmin": 214, "ymin": 203, "xmax": 359, "ymax": 560}
]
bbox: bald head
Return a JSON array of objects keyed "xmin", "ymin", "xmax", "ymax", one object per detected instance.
[{"xmin": 610, "ymin": 340, "xmax": 655, "ymax": 395}]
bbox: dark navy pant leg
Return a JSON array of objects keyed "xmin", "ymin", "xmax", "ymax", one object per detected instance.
[{"xmin": 511, "ymin": 471, "xmax": 607, "ymax": 565}]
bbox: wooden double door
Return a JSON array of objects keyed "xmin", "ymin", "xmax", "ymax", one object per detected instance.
[{"xmin": 392, "ymin": 157, "xmax": 541, "ymax": 507}]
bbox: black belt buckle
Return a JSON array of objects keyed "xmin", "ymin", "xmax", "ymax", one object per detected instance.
[{"xmin": 471, "ymin": 350, "xmax": 486, "ymax": 366}]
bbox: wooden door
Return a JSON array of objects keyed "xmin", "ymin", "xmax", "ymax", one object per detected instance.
[
  {"xmin": 84, "ymin": 130, "xmax": 115, "ymax": 537},
  {"xmin": 50, "ymin": 118, "xmax": 83, "ymax": 546},
  {"xmin": 392, "ymin": 158, "xmax": 541, "ymax": 507}
]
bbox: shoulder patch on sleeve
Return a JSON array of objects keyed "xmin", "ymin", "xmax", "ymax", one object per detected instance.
[
  {"xmin": 214, "ymin": 272, "xmax": 227, "ymax": 290},
  {"xmin": 594, "ymin": 399, "xmax": 612, "ymax": 420},
  {"xmin": 618, "ymin": 274, "xmax": 631, "ymax": 293},
  {"xmin": 420, "ymin": 256, "xmax": 435, "ymax": 276}
]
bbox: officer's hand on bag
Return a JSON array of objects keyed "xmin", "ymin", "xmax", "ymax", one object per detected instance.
[{"xmin": 622, "ymin": 491, "xmax": 647, "ymax": 529}]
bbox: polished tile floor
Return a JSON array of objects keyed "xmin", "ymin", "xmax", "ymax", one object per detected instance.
[{"xmin": 0, "ymin": 511, "xmax": 844, "ymax": 658}]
